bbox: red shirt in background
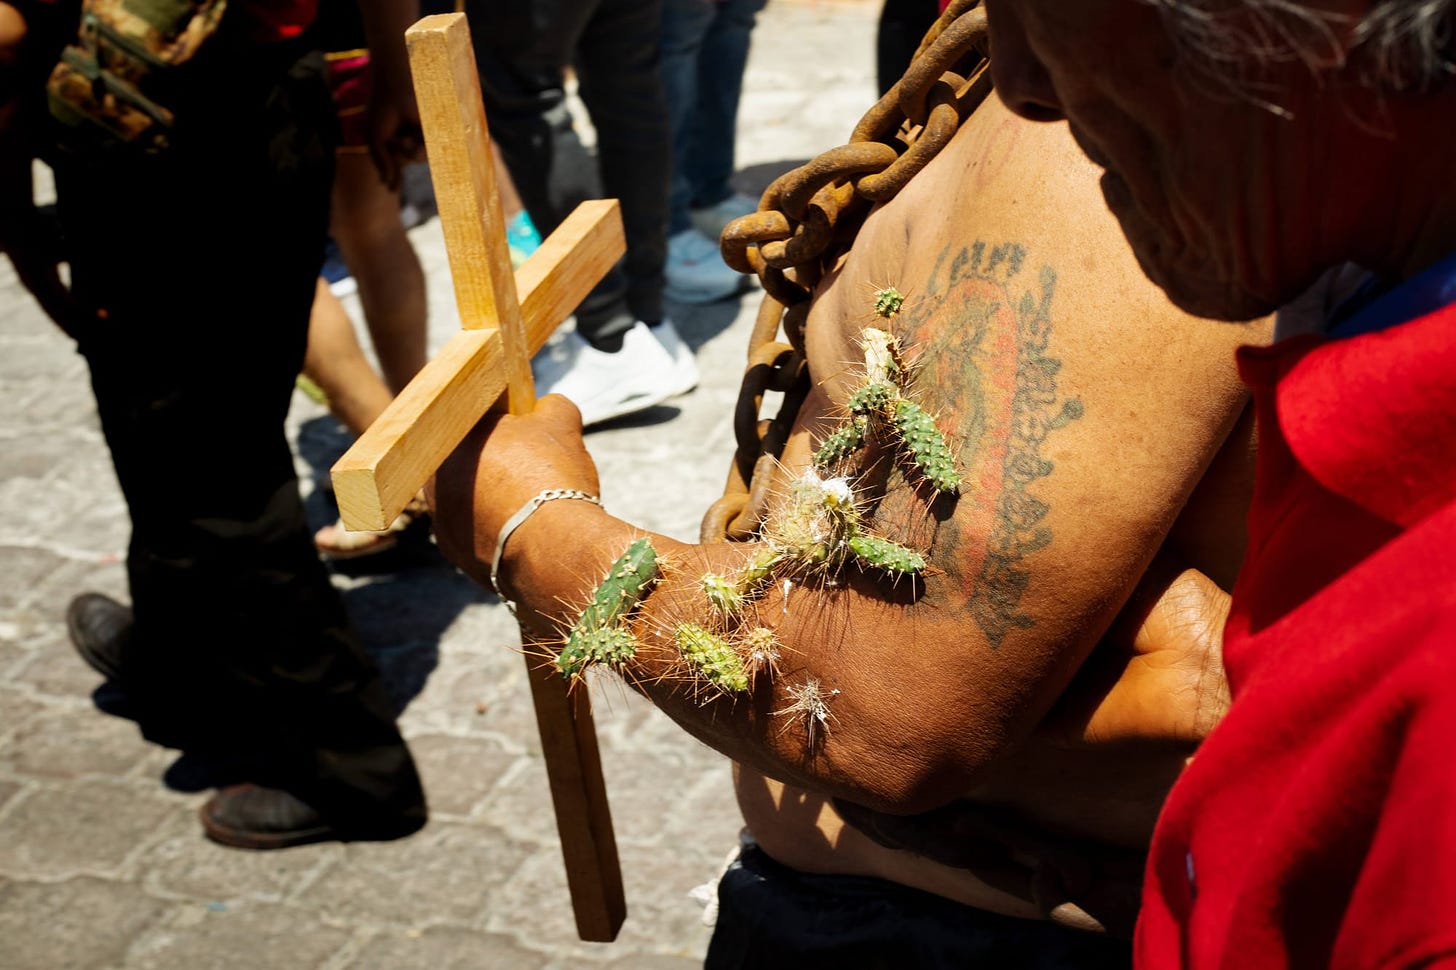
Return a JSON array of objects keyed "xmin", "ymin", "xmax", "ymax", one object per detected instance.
[{"xmin": 1136, "ymin": 302, "xmax": 1456, "ymax": 968}]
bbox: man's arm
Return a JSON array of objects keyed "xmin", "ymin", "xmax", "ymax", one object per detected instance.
[
  {"xmin": 431, "ymin": 96, "xmax": 1270, "ymax": 814},
  {"xmin": 354, "ymin": 0, "xmax": 422, "ymax": 191}
]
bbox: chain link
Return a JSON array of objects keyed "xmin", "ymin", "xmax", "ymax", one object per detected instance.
[{"xmin": 701, "ymin": 0, "xmax": 991, "ymax": 543}]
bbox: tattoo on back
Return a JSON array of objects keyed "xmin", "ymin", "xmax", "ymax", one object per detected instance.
[{"xmin": 896, "ymin": 242, "xmax": 1083, "ymax": 647}]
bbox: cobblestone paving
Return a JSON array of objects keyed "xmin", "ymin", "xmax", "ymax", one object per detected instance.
[{"xmin": 0, "ymin": 3, "xmax": 878, "ymax": 967}]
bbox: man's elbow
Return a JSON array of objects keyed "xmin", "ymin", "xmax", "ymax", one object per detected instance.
[{"xmin": 809, "ymin": 694, "xmax": 1008, "ymax": 814}]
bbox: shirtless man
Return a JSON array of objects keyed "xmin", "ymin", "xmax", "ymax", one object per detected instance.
[{"xmin": 431, "ymin": 87, "xmax": 1268, "ymax": 944}]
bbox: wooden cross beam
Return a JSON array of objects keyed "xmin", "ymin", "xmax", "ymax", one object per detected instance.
[{"xmin": 330, "ymin": 13, "xmax": 627, "ymax": 943}]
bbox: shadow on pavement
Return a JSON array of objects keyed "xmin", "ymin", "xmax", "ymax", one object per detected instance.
[{"xmin": 292, "ymin": 414, "xmax": 488, "ymax": 717}]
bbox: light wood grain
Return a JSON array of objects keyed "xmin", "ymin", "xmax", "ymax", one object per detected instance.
[
  {"xmin": 329, "ymin": 12, "xmax": 627, "ymax": 944},
  {"xmin": 404, "ymin": 13, "xmax": 531, "ymax": 410},
  {"xmin": 331, "ymin": 199, "xmax": 624, "ymax": 533}
]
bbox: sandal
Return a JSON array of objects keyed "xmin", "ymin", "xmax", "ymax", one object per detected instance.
[{"xmin": 315, "ymin": 490, "xmax": 430, "ymax": 560}]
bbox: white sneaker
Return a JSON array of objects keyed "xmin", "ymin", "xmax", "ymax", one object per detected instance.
[
  {"xmin": 691, "ymin": 192, "xmax": 759, "ymax": 242},
  {"xmin": 665, "ymin": 228, "xmax": 751, "ymax": 305},
  {"xmin": 649, "ymin": 318, "xmax": 700, "ymax": 397},
  {"xmin": 531, "ymin": 321, "xmax": 679, "ymax": 427}
]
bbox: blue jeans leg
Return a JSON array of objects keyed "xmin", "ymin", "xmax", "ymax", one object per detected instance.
[
  {"xmin": 661, "ymin": 0, "xmax": 717, "ymax": 236},
  {"xmin": 687, "ymin": 0, "xmax": 766, "ymax": 211}
]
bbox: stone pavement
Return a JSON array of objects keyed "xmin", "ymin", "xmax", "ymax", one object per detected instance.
[{"xmin": 0, "ymin": 3, "xmax": 880, "ymax": 967}]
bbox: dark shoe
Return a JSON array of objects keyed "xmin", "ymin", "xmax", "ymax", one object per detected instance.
[
  {"xmin": 200, "ymin": 783, "xmax": 426, "ymax": 850},
  {"xmin": 66, "ymin": 592, "xmax": 133, "ymax": 682},
  {"xmin": 162, "ymin": 753, "xmax": 252, "ymax": 794},
  {"xmin": 200, "ymin": 784, "xmax": 339, "ymax": 850}
]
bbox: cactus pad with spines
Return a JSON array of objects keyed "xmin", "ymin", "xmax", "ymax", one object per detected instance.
[
  {"xmin": 814, "ymin": 416, "xmax": 868, "ymax": 468},
  {"xmin": 847, "ymin": 533, "xmax": 926, "ymax": 575},
  {"xmin": 893, "ymin": 399, "xmax": 960, "ymax": 493},
  {"xmin": 556, "ymin": 537, "xmax": 659, "ymax": 678},
  {"xmin": 873, "ymin": 287, "xmax": 904, "ymax": 319},
  {"xmin": 676, "ymin": 622, "xmax": 750, "ymax": 693},
  {"xmin": 701, "ymin": 572, "xmax": 745, "ymax": 616},
  {"xmin": 556, "ymin": 626, "xmax": 639, "ymax": 678},
  {"xmin": 848, "ymin": 380, "xmax": 897, "ymax": 416}
]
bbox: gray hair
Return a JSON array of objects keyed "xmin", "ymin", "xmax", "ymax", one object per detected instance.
[{"xmin": 1149, "ymin": 0, "xmax": 1456, "ymax": 96}]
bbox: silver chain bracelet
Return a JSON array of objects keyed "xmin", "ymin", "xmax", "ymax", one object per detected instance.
[{"xmin": 490, "ymin": 488, "xmax": 603, "ymax": 612}]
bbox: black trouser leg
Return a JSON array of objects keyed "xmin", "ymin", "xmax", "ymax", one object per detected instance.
[
  {"xmin": 467, "ymin": 0, "xmax": 636, "ymax": 342},
  {"xmin": 57, "ymin": 53, "xmax": 425, "ymax": 830}
]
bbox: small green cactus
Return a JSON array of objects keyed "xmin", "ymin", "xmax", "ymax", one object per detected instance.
[
  {"xmin": 893, "ymin": 399, "xmax": 961, "ymax": 493},
  {"xmin": 556, "ymin": 626, "xmax": 639, "ymax": 678},
  {"xmin": 814, "ymin": 416, "xmax": 867, "ymax": 468},
  {"xmin": 575, "ymin": 537, "xmax": 658, "ymax": 630},
  {"xmin": 701, "ymin": 572, "xmax": 745, "ymax": 616},
  {"xmin": 556, "ymin": 537, "xmax": 659, "ymax": 678},
  {"xmin": 676, "ymin": 622, "xmax": 749, "ymax": 693},
  {"xmin": 743, "ymin": 627, "xmax": 782, "ymax": 680},
  {"xmin": 847, "ymin": 533, "xmax": 926, "ymax": 576},
  {"xmin": 848, "ymin": 380, "xmax": 897, "ymax": 416},
  {"xmin": 873, "ymin": 287, "xmax": 904, "ymax": 319}
]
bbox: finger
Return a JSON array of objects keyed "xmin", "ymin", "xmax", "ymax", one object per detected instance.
[{"xmin": 534, "ymin": 393, "xmax": 585, "ymax": 434}]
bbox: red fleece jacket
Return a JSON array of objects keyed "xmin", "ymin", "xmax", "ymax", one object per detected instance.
[{"xmin": 1136, "ymin": 303, "xmax": 1456, "ymax": 968}]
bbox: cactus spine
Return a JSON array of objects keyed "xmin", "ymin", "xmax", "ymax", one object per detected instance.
[
  {"xmin": 892, "ymin": 399, "xmax": 961, "ymax": 493},
  {"xmin": 773, "ymin": 678, "xmax": 839, "ymax": 747},
  {"xmin": 556, "ymin": 537, "xmax": 658, "ymax": 678},
  {"xmin": 873, "ymin": 286, "xmax": 904, "ymax": 319},
  {"xmin": 676, "ymin": 622, "xmax": 750, "ymax": 693},
  {"xmin": 816, "ymin": 326, "xmax": 960, "ymax": 496}
]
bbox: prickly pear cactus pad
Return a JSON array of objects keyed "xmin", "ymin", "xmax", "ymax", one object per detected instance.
[
  {"xmin": 675, "ymin": 622, "xmax": 750, "ymax": 694},
  {"xmin": 892, "ymin": 399, "xmax": 961, "ymax": 493},
  {"xmin": 555, "ymin": 537, "xmax": 658, "ymax": 678}
]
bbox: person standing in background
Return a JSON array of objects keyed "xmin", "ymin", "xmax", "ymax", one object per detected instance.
[
  {"xmin": 465, "ymin": 0, "xmax": 747, "ymax": 428},
  {"xmin": 0, "ymin": 0, "xmax": 428, "ymax": 848},
  {"xmin": 659, "ymin": 0, "xmax": 766, "ymax": 261}
]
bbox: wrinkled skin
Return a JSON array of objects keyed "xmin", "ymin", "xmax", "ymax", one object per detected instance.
[{"xmin": 982, "ymin": 0, "xmax": 1456, "ymax": 321}]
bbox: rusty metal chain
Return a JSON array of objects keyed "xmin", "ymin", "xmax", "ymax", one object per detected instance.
[{"xmin": 700, "ymin": 0, "xmax": 991, "ymax": 543}]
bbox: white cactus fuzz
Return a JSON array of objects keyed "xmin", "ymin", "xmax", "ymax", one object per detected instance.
[
  {"xmin": 773, "ymin": 678, "xmax": 840, "ymax": 747},
  {"xmin": 761, "ymin": 467, "xmax": 925, "ymax": 578},
  {"xmin": 861, "ymin": 327, "xmax": 903, "ymax": 384},
  {"xmin": 742, "ymin": 627, "xmax": 783, "ymax": 680}
]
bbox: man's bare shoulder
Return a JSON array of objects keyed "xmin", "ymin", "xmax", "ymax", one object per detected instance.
[{"xmin": 776, "ymin": 97, "xmax": 1264, "ymax": 673}]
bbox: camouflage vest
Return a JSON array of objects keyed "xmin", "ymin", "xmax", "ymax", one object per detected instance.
[{"xmin": 46, "ymin": 0, "xmax": 228, "ymax": 152}]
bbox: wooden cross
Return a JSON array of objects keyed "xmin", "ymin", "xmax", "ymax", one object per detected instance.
[{"xmin": 329, "ymin": 13, "xmax": 626, "ymax": 942}]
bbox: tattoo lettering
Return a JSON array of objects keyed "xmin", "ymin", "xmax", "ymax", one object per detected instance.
[{"xmin": 894, "ymin": 242, "xmax": 1083, "ymax": 647}]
